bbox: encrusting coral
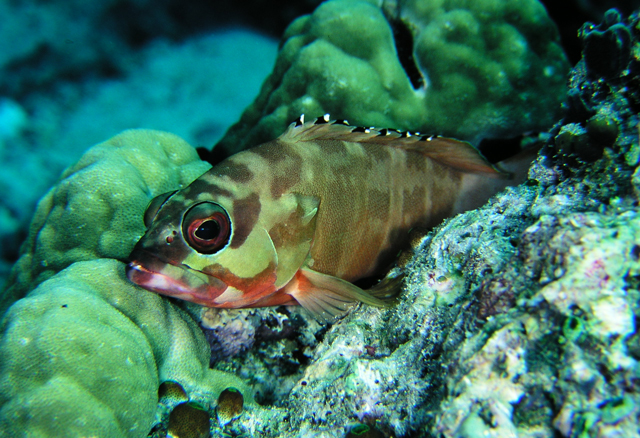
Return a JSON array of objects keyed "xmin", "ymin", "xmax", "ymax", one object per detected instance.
[
  {"xmin": 215, "ymin": 0, "xmax": 570, "ymax": 158},
  {"xmin": 0, "ymin": 259, "xmax": 251, "ymax": 437}
]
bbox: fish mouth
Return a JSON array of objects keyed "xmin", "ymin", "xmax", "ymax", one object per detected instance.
[{"xmin": 126, "ymin": 250, "xmax": 228, "ymax": 306}]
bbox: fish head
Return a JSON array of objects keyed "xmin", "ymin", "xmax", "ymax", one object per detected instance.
[{"xmin": 127, "ymin": 174, "xmax": 320, "ymax": 308}]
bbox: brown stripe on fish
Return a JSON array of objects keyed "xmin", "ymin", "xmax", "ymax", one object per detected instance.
[
  {"xmin": 250, "ymin": 139, "xmax": 288, "ymax": 165},
  {"xmin": 363, "ymin": 140, "xmax": 392, "ymax": 164},
  {"xmin": 402, "ymin": 185, "xmax": 427, "ymax": 216},
  {"xmin": 405, "ymin": 149, "xmax": 427, "ymax": 173},
  {"xmin": 265, "ymin": 140, "xmax": 304, "ymax": 199},
  {"xmin": 316, "ymin": 138, "xmax": 349, "ymax": 156},
  {"xmin": 367, "ymin": 187, "xmax": 391, "ymax": 227},
  {"xmin": 301, "ymin": 163, "xmax": 373, "ymax": 279},
  {"xmin": 216, "ymin": 160, "xmax": 254, "ymax": 183},
  {"xmin": 230, "ymin": 192, "xmax": 261, "ymax": 249},
  {"xmin": 187, "ymin": 178, "xmax": 235, "ymax": 199}
]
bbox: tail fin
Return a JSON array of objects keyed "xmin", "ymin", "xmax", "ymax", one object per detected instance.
[{"xmin": 452, "ymin": 146, "xmax": 539, "ymax": 214}]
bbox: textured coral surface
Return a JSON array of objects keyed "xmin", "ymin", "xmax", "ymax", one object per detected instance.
[
  {"xmin": 0, "ymin": 131, "xmax": 252, "ymax": 437},
  {"xmin": 0, "ymin": 259, "xmax": 250, "ymax": 437},
  {"xmin": 1, "ymin": 130, "xmax": 211, "ymax": 315},
  {"xmin": 215, "ymin": 0, "xmax": 570, "ymax": 157}
]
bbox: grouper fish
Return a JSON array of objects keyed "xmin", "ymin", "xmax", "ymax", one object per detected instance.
[{"xmin": 127, "ymin": 115, "xmax": 523, "ymax": 321}]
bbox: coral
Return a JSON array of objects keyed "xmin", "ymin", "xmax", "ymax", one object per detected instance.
[
  {"xmin": 159, "ymin": 381, "xmax": 190, "ymax": 407},
  {"xmin": 580, "ymin": 9, "xmax": 632, "ymax": 80},
  {"xmin": 214, "ymin": 0, "xmax": 570, "ymax": 158},
  {"xmin": 167, "ymin": 403, "xmax": 210, "ymax": 438},
  {"xmin": 201, "ymin": 308, "xmax": 257, "ymax": 361},
  {"xmin": 0, "ymin": 259, "xmax": 250, "ymax": 437},
  {"xmin": 216, "ymin": 387, "xmax": 244, "ymax": 425},
  {"xmin": 203, "ymin": 305, "xmax": 322, "ymax": 407},
  {"xmin": 346, "ymin": 424, "xmax": 386, "ymax": 437},
  {"xmin": 435, "ymin": 209, "xmax": 640, "ymax": 437},
  {"xmin": 0, "ymin": 129, "xmax": 211, "ymax": 316},
  {"xmin": 0, "ymin": 130, "xmax": 253, "ymax": 437}
]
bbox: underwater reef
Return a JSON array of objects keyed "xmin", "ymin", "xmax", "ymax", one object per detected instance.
[
  {"xmin": 1, "ymin": 0, "xmax": 640, "ymax": 437},
  {"xmin": 0, "ymin": 2, "xmax": 281, "ymax": 290},
  {"xmin": 215, "ymin": 0, "xmax": 571, "ymax": 158}
]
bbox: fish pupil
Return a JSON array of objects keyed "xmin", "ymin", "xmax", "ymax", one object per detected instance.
[{"xmin": 195, "ymin": 220, "xmax": 220, "ymax": 240}]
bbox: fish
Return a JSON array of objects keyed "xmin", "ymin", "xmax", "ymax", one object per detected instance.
[{"xmin": 126, "ymin": 114, "xmax": 519, "ymax": 321}]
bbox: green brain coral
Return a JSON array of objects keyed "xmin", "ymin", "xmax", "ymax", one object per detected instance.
[
  {"xmin": 0, "ymin": 259, "xmax": 249, "ymax": 437},
  {"xmin": 0, "ymin": 130, "xmax": 248, "ymax": 437},
  {"xmin": 216, "ymin": 0, "xmax": 570, "ymax": 157},
  {"xmin": 1, "ymin": 130, "xmax": 211, "ymax": 315}
]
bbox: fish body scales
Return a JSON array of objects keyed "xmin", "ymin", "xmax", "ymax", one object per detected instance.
[{"xmin": 127, "ymin": 118, "xmax": 503, "ymax": 321}]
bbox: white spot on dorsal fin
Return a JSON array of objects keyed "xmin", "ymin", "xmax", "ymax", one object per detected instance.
[{"xmin": 315, "ymin": 114, "xmax": 330, "ymax": 124}]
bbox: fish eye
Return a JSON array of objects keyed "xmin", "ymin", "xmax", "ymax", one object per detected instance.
[
  {"xmin": 182, "ymin": 202, "xmax": 232, "ymax": 254},
  {"xmin": 143, "ymin": 191, "xmax": 177, "ymax": 227}
]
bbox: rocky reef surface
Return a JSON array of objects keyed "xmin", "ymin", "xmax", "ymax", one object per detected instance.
[
  {"xmin": 193, "ymin": 9, "xmax": 640, "ymax": 437},
  {"xmin": 1, "ymin": 1, "xmax": 640, "ymax": 438}
]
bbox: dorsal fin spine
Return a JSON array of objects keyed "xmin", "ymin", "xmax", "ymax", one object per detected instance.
[{"xmin": 279, "ymin": 115, "xmax": 503, "ymax": 177}]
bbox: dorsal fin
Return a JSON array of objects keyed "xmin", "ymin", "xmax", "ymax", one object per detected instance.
[{"xmin": 279, "ymin": 114, "xmax": 505, "ymax": 177}]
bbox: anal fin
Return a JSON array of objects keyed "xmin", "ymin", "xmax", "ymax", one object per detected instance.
[{"xmin": 284, "ymin": 268, "xmax": 398, "ymax": 323}]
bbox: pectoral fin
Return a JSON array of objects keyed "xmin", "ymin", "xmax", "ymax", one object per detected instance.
[
  {"xmin": 269, "ymin": 193, "xmax": 320, "ymax": 289},
  {"xmin": 284, "ymin": 268, "xmax": 397, "ymax": 322}
]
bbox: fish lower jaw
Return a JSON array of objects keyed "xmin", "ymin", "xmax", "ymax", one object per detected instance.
[{"xmin": 125, "ymin": 261, "xmax": 221, "ymax": 306}]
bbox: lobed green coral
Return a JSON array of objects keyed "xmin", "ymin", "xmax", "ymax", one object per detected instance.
[
  {"xmin": 0, "ymin": 130, "xmax": 211, "ymax": 316},
  {"xmin": 0, "ymin": 130, "xmax": 251, "ymax": 437},
  {"xmin": 215, "ymin": 0, "xmax": 570, "ymax": 157},
  {"xmin": 0, "ymin": 259, "xmax": 249, "ymax": 437}
]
